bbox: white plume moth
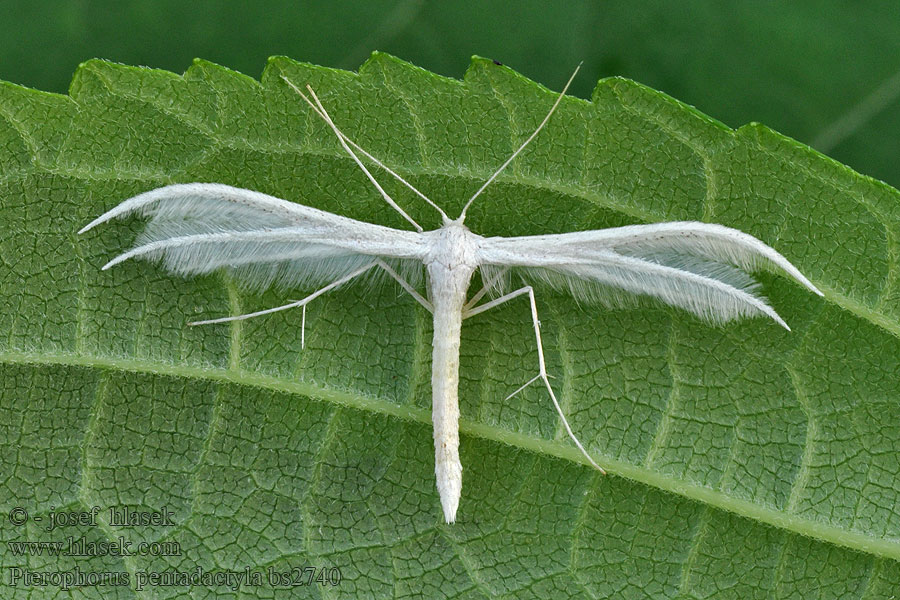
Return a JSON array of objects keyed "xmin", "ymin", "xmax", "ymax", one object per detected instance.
[{"xmin": 79, "ymin": 65, "xmax": 823, "ymax": 523}]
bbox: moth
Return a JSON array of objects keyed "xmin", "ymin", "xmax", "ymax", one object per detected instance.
[{"xmin": 79, "ymin": 66, "xmax": 823, "ymax": 523}]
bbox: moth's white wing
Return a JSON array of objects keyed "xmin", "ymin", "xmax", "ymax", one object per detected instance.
[
  {"xmin": 478, "ymin": 222, "xmax": 822, "ymax": 329},
  {"xmin": 80, "ymin": 183, "xmax": 428, "ymax": 290}
]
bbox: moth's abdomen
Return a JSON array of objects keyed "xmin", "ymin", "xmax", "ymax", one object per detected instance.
[{"xmin": 427, "ymin": 255, "xmax": 475, "ymax": 524}]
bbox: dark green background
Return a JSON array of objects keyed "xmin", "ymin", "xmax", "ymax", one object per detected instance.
[{"xmin": 3, "ymin": 1, "xmax": 899, "ymax": 187}]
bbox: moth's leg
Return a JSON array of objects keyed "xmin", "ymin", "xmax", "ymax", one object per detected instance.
[
  {"xmin": 374, "ymin": 259, "xmax": 433, "ymax": 312},
  {"xmin": 463, "ymin": 286, "xmax": 606, "ymax": 474},
  {"xmin": 189, "ymin": 262, "xmax": 379, "ymax": 350},
  {"xmin": 462, "ymin": 268, "xmax": 509, "ymax": 312},
  {"xmin": 290, "ymin": 259, "xmax": 430, "ymax": 348}
]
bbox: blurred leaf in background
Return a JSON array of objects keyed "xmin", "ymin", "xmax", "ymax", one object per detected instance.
[{"xmin": 2, "ymin": 1, "xmax": 900, "ymax": 187}]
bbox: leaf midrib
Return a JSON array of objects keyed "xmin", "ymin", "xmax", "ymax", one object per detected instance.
[{"xmin": 5, "ymin": 348, "xmax": 897, "ymax": 561}]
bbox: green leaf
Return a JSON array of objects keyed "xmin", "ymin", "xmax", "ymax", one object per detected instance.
[{"xmin": 1, "ymin": 53, "xmax": 898, "ymax": 598}]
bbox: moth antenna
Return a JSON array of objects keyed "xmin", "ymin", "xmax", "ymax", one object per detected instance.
[
  {"xmin": 305, "ymin": 85, "xmax": 452, "ymax": 225},
  {"xmin": 281, "ymin": 75, "xmax": 451, "ymax": 226},
  {"xmin": 459, "ymin": 62, "xmax": 582, "ymax": 221},
  {"xmin": 296, "ymin": 83, "xmax": 423, "ymax": 231}
]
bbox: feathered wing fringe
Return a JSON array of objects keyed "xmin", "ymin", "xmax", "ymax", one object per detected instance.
[
  {"xmin": 483, "ymin": 222, "xmax": 821, "ymax": 294},
  {"xmin": 81, "ymin": 183, "xmax": 427, "ymax": 291},
  {"xmin": 521, "ymin": 252, "xmax": 785, "ymax": 328},
  {"xmin": 82, "ymin": 186, "xmax": 821, "ymax": 329},
  {"xmin": 479, "ymin": 222, "xmax": 823, "ymax": 328}
]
